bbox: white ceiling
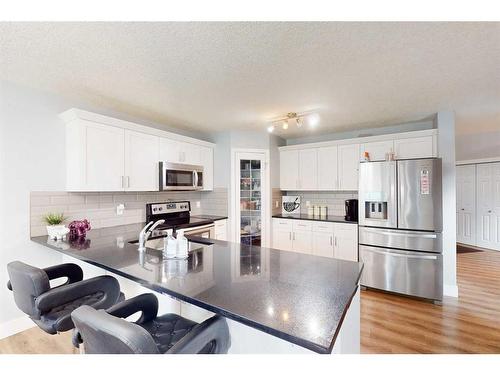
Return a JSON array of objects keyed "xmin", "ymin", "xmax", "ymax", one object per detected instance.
[{"xmin": 1, "ymin": 22, "xmax": 499, "ymax": 138}]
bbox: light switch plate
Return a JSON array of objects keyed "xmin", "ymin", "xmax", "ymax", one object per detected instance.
[
  {"xmin": 306, "ymin": 201, "xmax": 311, "ymax": 207},
  {"xmin": 116, "ymin": 203, "xmax": 125, "ymax": 215},
  {"xmin": 196, "ymin": 201, "xmax": 201, "ymax": 208}
]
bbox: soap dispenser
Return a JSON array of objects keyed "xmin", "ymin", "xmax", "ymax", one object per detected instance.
[
  {"xmin": 176, "ymin": 229, "xmax": 189, "ymax": 259},
  {"xmin": 163, "ymin": 229, "xmax": 177, "ymax": 259}
]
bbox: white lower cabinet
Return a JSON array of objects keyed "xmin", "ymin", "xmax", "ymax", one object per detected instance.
[
  {"xmin": 214, "ymin": 219, "xmax": 228, "ymax": 241},
  {"xmin": 312, "ymin": 232, "xmax": 334, "ymax": 258},
  {"xmin": 333, "ymin": 223, "xmax": 358, "ymax": 261},
  {"xmin": 272, "ymin": 218, "xmax": 358, "ymax": 261},
  {"xmin": 292, "ymin": 230, "xmax": 313, "ymax": 254}
]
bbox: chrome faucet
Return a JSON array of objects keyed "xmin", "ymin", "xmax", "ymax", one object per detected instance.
[{"xmin": 137, "ymin": 220, "xmax": 165, "ymax": 252}]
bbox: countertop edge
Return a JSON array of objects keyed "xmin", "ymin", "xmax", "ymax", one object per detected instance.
[{"xmin": 272, "ymin": 214, "xmax": 358, "ymax": 225}]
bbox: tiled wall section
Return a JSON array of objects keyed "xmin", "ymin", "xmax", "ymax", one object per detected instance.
[
  {"xmin": 283, "ymin": 191, "xmax": 358, "ymax": 216},
  {"xmin": 30, "ymin": 188, "xmax": 228, "ymax": 237},
  {"xmin": 271, "ymin": 188, "xmax": 283, "ymax": 215}
]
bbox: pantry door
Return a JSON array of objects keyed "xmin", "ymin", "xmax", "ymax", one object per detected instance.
[{"xmin": 231, "ymin": 149, "xmax": 270, "ymax": 247}]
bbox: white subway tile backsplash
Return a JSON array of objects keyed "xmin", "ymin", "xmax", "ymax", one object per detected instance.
[
  {"xmin": 30, "ymin": 188, "xmax": 229, "ymax": 236},
  {"xmin": 283, "ymin": 191, "xmax": 358, "ymax": 216}
]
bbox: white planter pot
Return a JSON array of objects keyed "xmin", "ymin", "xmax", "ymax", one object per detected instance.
[{"xmin": 46, "ymin": 225, "xmax": 69, "ymax": 240}]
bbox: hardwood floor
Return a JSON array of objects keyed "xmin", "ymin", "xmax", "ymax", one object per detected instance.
[
  {"xmin": 362, "ymin": 247, "xmax": 500, "ymax": 353},
  {"xmin": 1, "ymin": 247, "xmax": 499, "ymax": 354}
]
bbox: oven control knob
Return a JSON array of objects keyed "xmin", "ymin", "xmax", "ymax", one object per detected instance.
[{"xmin": 158, "ymin": 207, "xmax": 163, "ymax": 211}]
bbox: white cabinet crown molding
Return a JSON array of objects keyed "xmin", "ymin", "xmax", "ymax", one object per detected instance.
[
  {"xmin": 456, "ymin": 157, "xmax": 500, "ymax": 166},
  {"xmin": 278, "ymin": 129, "xmax": 437, "ymax": 151},
  {"xmin": 59, "ymin": 108, "xmax": 215, "ymax": 148}
]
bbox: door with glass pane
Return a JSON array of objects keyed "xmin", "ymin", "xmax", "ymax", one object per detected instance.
[{"xmin": 233, "ymin": 151, "xmax": 269, "ymax": 247}]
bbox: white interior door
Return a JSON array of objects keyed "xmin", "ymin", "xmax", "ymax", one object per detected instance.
[
  {"xmin": 476, "ymin": 163, "xmax": 500, "ymax": 250},
  {"xmin": 456, "ymin": 165, "xmax": 476, "ymax": 246},
  {"xmin": 232, "ymin": 150, "xmax": 270, "ymax": 247}
]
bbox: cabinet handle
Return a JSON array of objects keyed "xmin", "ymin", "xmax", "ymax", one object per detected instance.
[
  {"xmin": 488, "ymin": 210, "xmax": 492, "ymax": 213},
  {"xmin": 126, "ymin": 176, "xmax": 130, "ymax": 188},
  {"xmin": 330, "ymin": 236, "xmax": 333, "ymax": 246},
  {"xmin": 334, "ymin": 236, "xmax": 338, "ymax": 247}
]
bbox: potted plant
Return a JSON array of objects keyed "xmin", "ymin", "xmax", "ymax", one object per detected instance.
[{"xmin": 44, "ymin": 213, "xmax": 68, "ymax": 240}]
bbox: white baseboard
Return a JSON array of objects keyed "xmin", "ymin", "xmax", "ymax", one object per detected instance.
[
  {"xmin": 0, "ymin": 316, "xmax": 35, "ymax": 339},
  {"xmin": 443, "ymin": 284, "xmax": 459, "ymax": 298}
]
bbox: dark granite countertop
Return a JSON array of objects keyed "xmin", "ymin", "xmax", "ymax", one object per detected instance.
[
  {"xmin": 31, "ymin": 223, "xmax": 362, "ymax": 354},
  {"xmin": 272, "ymin": 213, "xmax": 358, "ymax": 224}
]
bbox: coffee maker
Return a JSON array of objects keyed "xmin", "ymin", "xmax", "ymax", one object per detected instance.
[{"xmin": 344, "ymin": 199, "xmax": 358, "ymax": 222}]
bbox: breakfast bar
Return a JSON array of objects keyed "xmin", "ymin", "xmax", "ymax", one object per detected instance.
[{"xmin": 31, "ymin": 224, "xmax": 363, "ymax": 354}]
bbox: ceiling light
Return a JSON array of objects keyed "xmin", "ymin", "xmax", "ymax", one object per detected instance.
[
  {"xmin": 266, "ymin": 111, "xmax": 318, "ymax": 133},
  {"xmin": 308, "ymin": 113, "xmax": 320, "ymax": 128}
]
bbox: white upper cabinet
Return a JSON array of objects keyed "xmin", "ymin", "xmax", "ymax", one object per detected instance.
[
  {"xmin": 360, "ymin": 140, "xmax": 394, "ymax": 161},
  {"xmin": 298, "ymin": 149, "xmax": 318, "ymax": 190},
  {"xmin": 318, "ymin": 146, "xmax": 338, "ymax": 190},
  {"xmin": 61, "ymin": 108, "xmax": 214, "ymax": 192},
  {"xmin": 279, "ymin": 129, "xmax": 437, "ymax": 192},
  {"xmin": 394, "ymin": 136, "xmax": 435, "ymax": 159},
  {"xmin": 159, "ymin": 137, "xmax": 182, "ymax": 162},
  {"xmin": 280, "ymin": 150, "xmax": 299, "ymax": 190},
  {"xmin": 338, "ymin": 144, "xmax": 360, "ymax": 191},
  {"xmin": 67, "ymin": 120, "xmax": 125, "ymax": 192},
  {"xmin": 124, "ymin": 130, "xmax": 160, "ymax": 191},
  {"xmin": 200, "ymin": 146, "xmax": 214, "ymax": 191}
]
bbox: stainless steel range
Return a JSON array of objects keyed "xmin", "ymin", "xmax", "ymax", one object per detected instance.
[
  {"xmin": 146, "ymin": 201, "xmax": 215, "ymax": 239},
  {"xmin": 358, "ymin": 158, "xmax": 443, "ymax": 301}
]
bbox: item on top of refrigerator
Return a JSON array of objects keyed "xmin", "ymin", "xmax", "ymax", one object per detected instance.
[{"xmin": 363, "ymin": 151, "xmax": 370, "ymax": 162}]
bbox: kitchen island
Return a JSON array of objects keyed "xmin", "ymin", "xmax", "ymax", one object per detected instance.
[{"xmin": 31, "ymin": 223, "xmax": 363, "ymax": 354}]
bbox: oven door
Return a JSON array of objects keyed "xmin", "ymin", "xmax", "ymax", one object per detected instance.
[
  {"xmin": 159, "ymin": 162, "xmax": 204, "ymax": 191},
  {"xmin": 182, "ymin": 224, "xmax": 215, "ymax": 239}
]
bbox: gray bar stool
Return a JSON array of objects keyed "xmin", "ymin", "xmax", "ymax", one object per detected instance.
[
  {"xmin": 71, "ymin": 293, "xmax": 231, "ymax": 354},
  {"xmin": 7, "ymin": 261, "xmax": 123, "ymax": 334}
]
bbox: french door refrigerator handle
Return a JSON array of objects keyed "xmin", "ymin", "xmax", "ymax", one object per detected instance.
[
  {"xmin": 363, "ymin": 247, "xmax": 438, "ymax": 260},
  {"xmin": 362, "ymin": 227, "xmax": 438, "ymax": 239}
]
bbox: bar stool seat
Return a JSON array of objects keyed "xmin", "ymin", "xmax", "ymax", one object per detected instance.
[
  {"xmin": 7, "ymin": 261, "xmax": 123, "ymax": 334},
  {"xmin": 72, "ymin": 293, "xmax": 231, "ymax": 354}
]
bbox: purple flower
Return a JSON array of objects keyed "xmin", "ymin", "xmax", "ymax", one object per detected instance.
[{"xmin": 68, "ymin": 219, "xmax": 91, "ymax": 238}]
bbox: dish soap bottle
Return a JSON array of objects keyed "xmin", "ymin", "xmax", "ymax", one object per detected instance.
[
  {"xmin": 163, "ymin": 229, "xmax": 177, "ymax": 259},
  {"xmin": 176, "ymin": 229, "xmax": 188, "ymax": 259}
]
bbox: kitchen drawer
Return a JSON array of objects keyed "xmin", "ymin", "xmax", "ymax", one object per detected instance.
[
  {"xmin": 215, "ymin": 220, "xmax": 227, "ymax": 228},
  {"xmin": 272, "ymin": 218, "xmax": 293, "ymax": 231},
  {"xmin": 292, "ymin": 220, "xmax": 313, "ymax": 232},
  {"xmin": 312, "ymin": 221, "xmax": 334, "ymax": 233}
]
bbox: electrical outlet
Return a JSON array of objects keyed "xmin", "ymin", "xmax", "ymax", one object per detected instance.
[
  {"xmin": 196, "ymin": 201, "xmax": 201, "ymax": 208},
  {"xmin": 306, "ymin": 201, "xmax": 311, "ymax": 207},
  {"xmin": 275, "ymin": 200, "xmax": 279, "ymax": 208},
  {"xmin": 116, "ymin": 203, "xmax": 125, "ymax": 215}
]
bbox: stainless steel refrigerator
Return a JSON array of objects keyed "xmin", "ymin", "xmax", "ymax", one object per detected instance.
[{"xmin": 358, "ymin": 158, "xmax": 443, "ymax": 301}]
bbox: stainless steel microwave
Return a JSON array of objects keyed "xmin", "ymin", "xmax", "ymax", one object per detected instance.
[{"xmin": 159, "ymin": 162, "xmax": 204, "ymax": 191}]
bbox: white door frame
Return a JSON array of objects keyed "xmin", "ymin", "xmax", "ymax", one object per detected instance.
[{"xmin": 230, "ymin": 148, "xmax": 271, "ymax": 247}]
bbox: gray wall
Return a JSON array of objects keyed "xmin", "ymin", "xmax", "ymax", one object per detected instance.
[{"xmin": 456, "ymin": 130, "xmax": 500, "ymax": 161}]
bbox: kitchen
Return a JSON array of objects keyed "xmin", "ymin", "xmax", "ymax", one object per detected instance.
[{"xmin": 1, "ymin": 19, "xmax": 500, "ymax": 362}]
